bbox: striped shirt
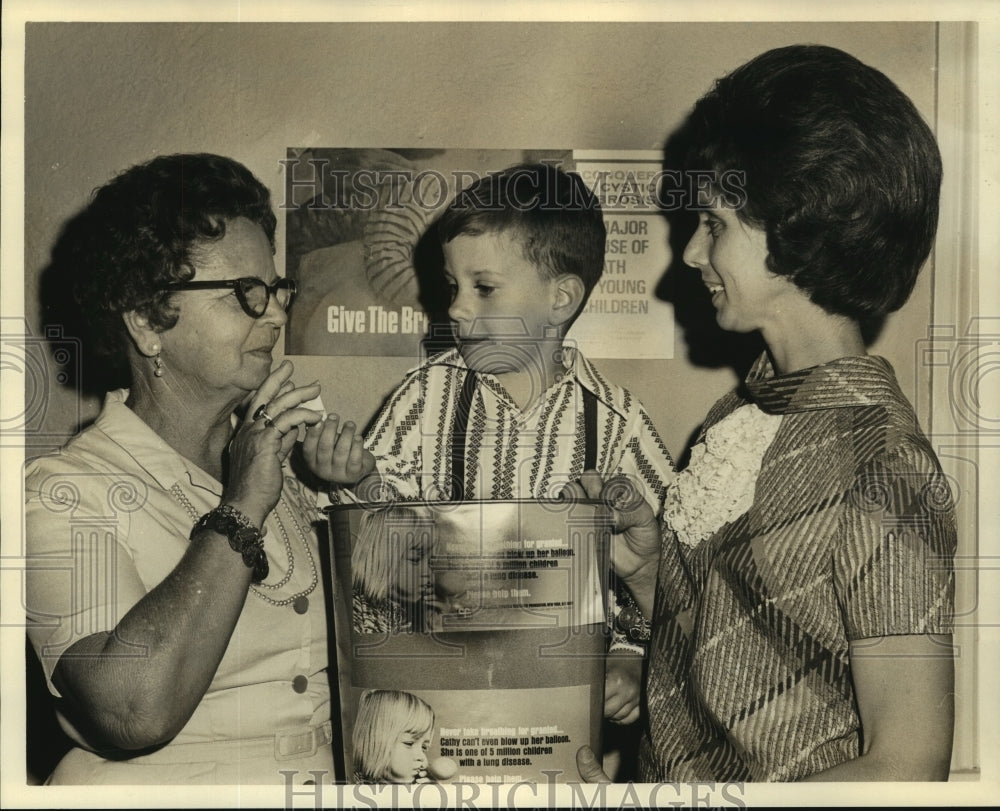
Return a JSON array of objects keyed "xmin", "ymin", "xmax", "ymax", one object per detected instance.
[
  {"xmin": 364, "ymin": 347, "xmax": 674, "ymax": 513},
  {"xmin": 639, "ymin": 354, "xmax": 957, "ymax": 782}
]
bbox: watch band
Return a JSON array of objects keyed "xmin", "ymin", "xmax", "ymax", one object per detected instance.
[
  {"xmin": 193, "ymin": 505, "xmax": 269, "ymax": 584},
  {"xmin": 614, "ymin": 582, "xmax": 652, "ymax": 644}
]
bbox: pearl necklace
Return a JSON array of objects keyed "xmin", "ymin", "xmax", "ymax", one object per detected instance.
[{"xmin": 170, "ymin": 484, "xmax": 319, "ymax": 606}]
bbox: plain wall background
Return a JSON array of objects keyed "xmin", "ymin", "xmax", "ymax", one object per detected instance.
[{"xmin": 23, "ymin": 21, "xmax": 939, "ymax": 461}]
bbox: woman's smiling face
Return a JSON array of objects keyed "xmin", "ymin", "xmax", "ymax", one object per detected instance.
[
  {"xmin": 156, "ymin": 217, "xmax": 285, "ymax": 403},
  {"xmin": 682, "ymin": 206, "xmax": 803, "ymax": 335}
]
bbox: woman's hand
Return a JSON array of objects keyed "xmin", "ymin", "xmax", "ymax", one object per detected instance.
[
  {"xmin": 302, "ymin": 414, "xmax": 377, "ymax": 486},
  {"xmin": 223, "ymin": 360, "xmax": 323, "ymax": 523},
  {"xmin": 43, "ymin": 363, "xmax": 326, "ymax": 752},
  {"xmin": 562, "ymin": 471, "xmax": 662, "ymax": 615}
]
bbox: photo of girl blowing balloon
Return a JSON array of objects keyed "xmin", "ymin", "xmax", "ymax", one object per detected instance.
[
  {"xmin": 350, "ymin": 511, "xmax": 437, "ymax": 633},
  {"xmin": 352, "ymin": 689, "xmax": 456, "ymax": 784}
]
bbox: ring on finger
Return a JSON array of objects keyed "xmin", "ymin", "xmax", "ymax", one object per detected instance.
[{"xmin": 253, "ymin": 404, "xmax": 276, "ymax": 428}]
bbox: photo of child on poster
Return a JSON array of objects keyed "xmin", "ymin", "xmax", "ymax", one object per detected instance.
[
  {"xmin": 349, "ymin": 686, "xmax": 591, "ymax": 786},
  {"xmin": 351, "ymin": 689, "xmax": 449, "ymax": 784},
  {"xmin": 350, "ymin": 508, "xmax": 437, "ymax": 633},
  {"xmin": 331, "ymin": 501, "xmax": 610, "ymax": 784},
  {"xmin": 345, "ymin": 501, "xmax": 609, "ymax": 636}
]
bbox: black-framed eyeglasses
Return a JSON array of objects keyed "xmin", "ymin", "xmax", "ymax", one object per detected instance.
[{"xmin": 163, "ymin": 277, "xmax": 297, "ymax": 318}]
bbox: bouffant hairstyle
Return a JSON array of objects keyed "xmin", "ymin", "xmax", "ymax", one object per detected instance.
[
  {"xmin": 684, "ymin": 44, "xmax": 942, "ymax": 320},
  {"xmin": 64, "ymin": 153, "xmax": 276, "ymax": 360},
  {"xmin": 436, "ymin": 162, "xmax": 606, "ymax": 320}
]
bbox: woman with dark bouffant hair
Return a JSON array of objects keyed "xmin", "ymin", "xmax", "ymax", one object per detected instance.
[
  {"xmin": 26, "ymin": 153, "xmax": 372, "ymax": 783},
  {"xmin": 573, "ymin": 45, "xmax": 956, "ymax": 782}
]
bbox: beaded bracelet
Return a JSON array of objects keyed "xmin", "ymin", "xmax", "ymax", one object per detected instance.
[
  {"xmin": 614, "ymin": 583, "xmax": 652, "ymax": 644},
  {"xmin": 193, "ymin": 505, "xmax": 269, "ymax": 584}
]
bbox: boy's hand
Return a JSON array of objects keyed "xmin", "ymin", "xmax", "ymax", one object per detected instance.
[
  {"xmin": 604, "ymin": 652, "xmax": 643, "ymax": 725},
  {"xmin": 302, "ymin": 415, "xmax": 376, "ymax": 486}
]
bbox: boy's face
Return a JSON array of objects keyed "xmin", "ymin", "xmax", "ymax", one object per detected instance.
[{"xmin": 443, "ymin": 232, "xmax": 560, "ymax": 375}]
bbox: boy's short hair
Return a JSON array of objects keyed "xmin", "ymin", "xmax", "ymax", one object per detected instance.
[
  {"xmin": 685, "ymin": 44, "xmax": 942, "ymax": 320},
  {"xmin": 437, "ymin": 163, "xmax": 606, "ymax": 319}
]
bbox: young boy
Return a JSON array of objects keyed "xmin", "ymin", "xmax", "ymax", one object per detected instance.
[{"xmin": 306, "ymin": 163, "xmax": 674, "ymax": 771}]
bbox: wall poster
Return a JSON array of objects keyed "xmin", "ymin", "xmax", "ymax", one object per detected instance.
[{"xmin": 282, "ymin": 148, "xmax": 674, "ymax": 360}]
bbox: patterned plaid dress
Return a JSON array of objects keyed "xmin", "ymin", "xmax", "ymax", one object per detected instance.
[{"xmin": 639, "ymin": 354, "xmax": 956, "ymax": 782}]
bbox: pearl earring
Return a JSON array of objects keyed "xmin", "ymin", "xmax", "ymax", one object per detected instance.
[{"xmin": 151, "ymin": 345, "xmax": 164, "ymax": 377}]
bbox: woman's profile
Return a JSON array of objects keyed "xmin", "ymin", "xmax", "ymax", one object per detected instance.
[
  {"xmin": 25, "ymin": 153, "xmax": 370, "ymax": 784},
  {"xmin": 574, "ymin": 44, "xmax": 957, "ymax": 783}
]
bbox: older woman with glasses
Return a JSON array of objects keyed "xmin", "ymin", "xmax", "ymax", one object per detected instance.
[{"xmin": 25, "ymin": 153, "xmax": 373, "ymax": 784}]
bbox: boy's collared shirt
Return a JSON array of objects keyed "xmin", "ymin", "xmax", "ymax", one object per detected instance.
[{"xmin": 363, "ymin": 346, "xmax": 674, "ymax": 515}]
